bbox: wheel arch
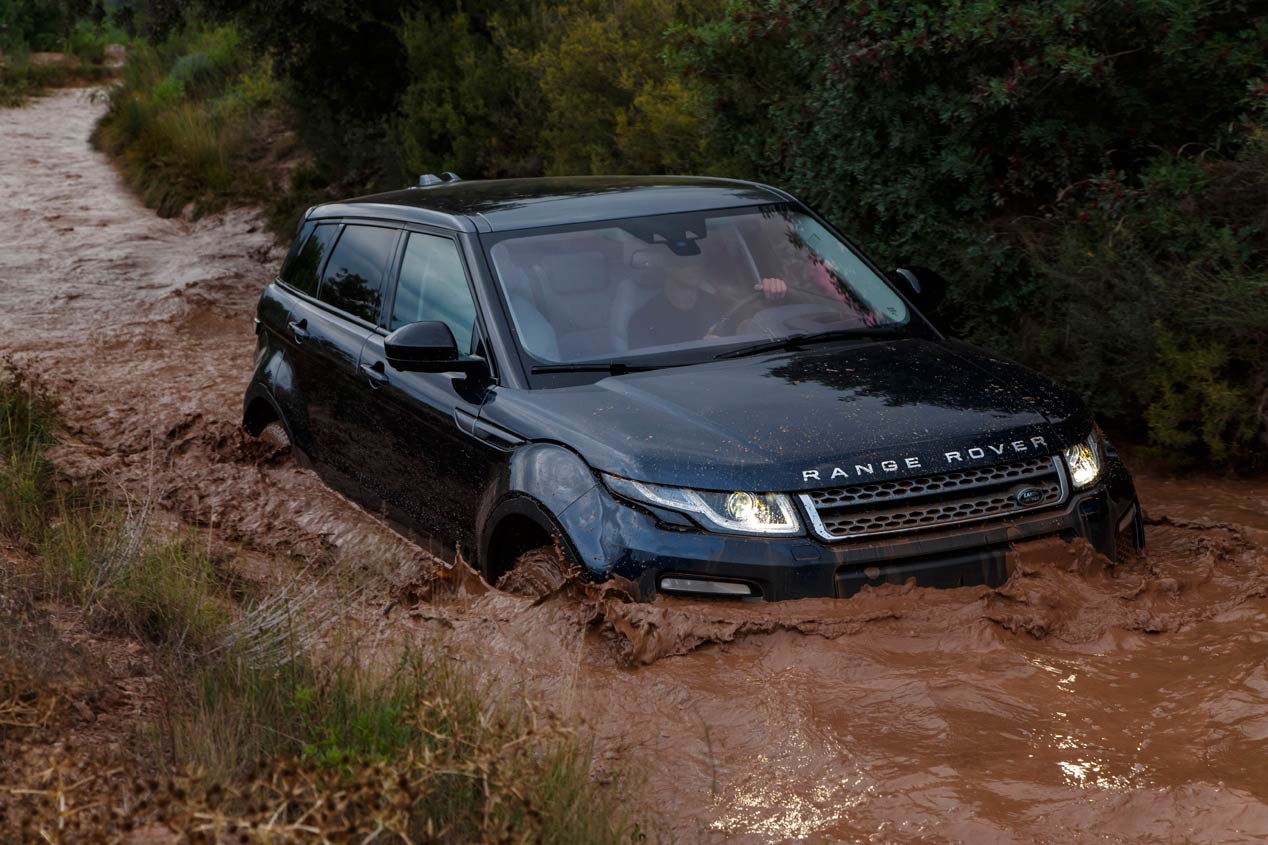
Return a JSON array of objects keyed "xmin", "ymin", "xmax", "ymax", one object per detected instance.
[
  {"xmin": 241, "ymin": 384, "xmax": 297, "ymax": 445},
  {"xmin": 242, "ymin": 392, "xmax": 280, "ymax": 436},
  {"xmin": 479, "ymin": 494, "xmax": 577, "ymax": 585},
  {"xmin": 477, "ymin": 441, "xmax": 600, "ymax": 582}
]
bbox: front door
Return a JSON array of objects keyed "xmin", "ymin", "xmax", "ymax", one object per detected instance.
[{"xmin": 352, "ymin": 229, "xmax": 499, "ymax": 559}]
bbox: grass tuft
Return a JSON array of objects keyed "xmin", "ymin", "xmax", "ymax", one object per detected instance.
[
  {"xmin": 0, "ymin": 373, "xmax": 640, "ymax": 842},
  {"xmin": 0, "ymin": 372, "xmax": 232, "ymax": 654}
]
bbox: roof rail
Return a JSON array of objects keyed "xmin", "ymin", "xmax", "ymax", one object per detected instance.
[{"xmin": 416, "ymin": 172, "xmax": 462, "ymax": 188}]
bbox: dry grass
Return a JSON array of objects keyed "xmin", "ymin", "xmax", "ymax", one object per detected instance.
[{"xmin": 0, "ymin": 373, "xmax": 641, "ymax": 843}]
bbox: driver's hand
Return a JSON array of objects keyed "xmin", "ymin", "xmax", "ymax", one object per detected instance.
[{"xmin": 756, "ymin": 277, "xmax": 788, "ymax": 299}]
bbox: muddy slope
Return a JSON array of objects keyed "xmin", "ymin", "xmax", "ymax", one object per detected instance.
[{"xmin": 4, "ymin": 90, "xmax": 1268, "ymax": 844}]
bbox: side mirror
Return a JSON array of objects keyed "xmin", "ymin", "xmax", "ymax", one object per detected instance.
[
  {"xmin": 894, "ymin": 266, "xmax": 948, "ymax": 314},
  {"xmin": 385, "ymin": 321, "xmax": 487, "ymax": 376}
]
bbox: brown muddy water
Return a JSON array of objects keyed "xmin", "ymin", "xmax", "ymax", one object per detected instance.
[{"xmin": 3, "ymin": 90, "xmax": 1267, "ymax": 844}]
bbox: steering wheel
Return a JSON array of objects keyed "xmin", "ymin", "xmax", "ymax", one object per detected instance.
[{"xmin": 707, "ymin": 292, "xmax": 767, "ymax": 337}]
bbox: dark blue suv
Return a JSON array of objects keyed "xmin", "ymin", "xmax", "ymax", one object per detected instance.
[{"xmin": 243, "ymin": 175, "xmax": 1143, "ymax": 600}]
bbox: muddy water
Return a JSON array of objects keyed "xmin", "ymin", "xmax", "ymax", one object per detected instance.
[
  {"xmin": 4, "ymin": 90, "xmax": 1268, "ymax": 843},
  {"xmin": 0, "ymin": 89, "xmax": 431, "ymax": 572}
]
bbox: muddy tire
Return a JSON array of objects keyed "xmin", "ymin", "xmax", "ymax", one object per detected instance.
[
  {"xmin": 496, "ymin": 545, "xmax": 571, "ymax": 597},
  {"xmin": 259, "ymin": 420, "xmax": 291, "ymax": 451}
]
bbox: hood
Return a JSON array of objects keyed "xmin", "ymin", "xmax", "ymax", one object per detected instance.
[{"xmin": 482, "ymin": 338, "xmax": 1093, "ymax": 492}]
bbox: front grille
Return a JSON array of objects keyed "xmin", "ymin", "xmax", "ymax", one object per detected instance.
[{"xmin": 799, "ymin": 456, "xmax": 1067, "ymax": 542}]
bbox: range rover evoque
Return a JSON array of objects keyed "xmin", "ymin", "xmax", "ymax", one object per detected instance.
[{"xmin": 243, "ymin": 175, "xmax": 1144, "ymax": 600}]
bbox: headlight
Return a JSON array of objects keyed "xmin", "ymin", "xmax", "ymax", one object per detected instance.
[
  {"xmin": 1062, "ymin": 432, "xmax": 1102, "ymax": 489},
  {"xmin": 602, "ymin": 474, "xmax": 802, "ymax": 536}
]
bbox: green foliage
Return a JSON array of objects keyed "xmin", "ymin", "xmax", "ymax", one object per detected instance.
[
  {"xmin": 515, "ymin": 0, "xmax": 721, "ymax": 175},
  {"xmin": 0, "ymin": 0, "xmax": 83, "ymax": 51},
  {"xmin": 170, "ymin": 648, "xmax": 639, "ymax": 842},
  {"xmin": 1022, "ymin": 136, "xmax": 1268, "ymax": 464},
  {"xmin": 0, "ymin": 376, "xmax": 233, "ymax": 653},
  {"xmin": 390, "ymin": 0, "xmax": 721, "ymax": 179},
  {"xmin": 93, "ymin": 0, "xmax": 1268, "ymax": 465},
  {"xmin": 681, "ymin": 0, "xmax": 1268, "ymax": 466},
  {"xmin": 198, "ymin": 0, "xmax": 409, "ymax": 183},
  {"xmin": 92, "ymin": 25, "xmax": 279, "ymax": 216},
  {"xmin": 393, "ymin": 1, "xmax": 545, "ymax": 179}
]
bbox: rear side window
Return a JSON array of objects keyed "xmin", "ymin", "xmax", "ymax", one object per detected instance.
[
  {"xmin": 283, "ymin": 222, "xmax": 339, "ymax": 296},
  {"xmin": 390, "ymin": 232, "xmax": 477, "ymax": 353},
  {"xmin": 318, "ymin": 224, "xmax": 398, "ymax": 323},
  {"xmin": 277, "ymin": 220, "xmax": 314, "ymax": 281}
]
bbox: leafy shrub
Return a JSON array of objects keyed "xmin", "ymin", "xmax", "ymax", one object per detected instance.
[
  {"xmin": 1021, "ymin": 137, "xmax": 1268, "ymax": 464},
  {"xmin": 515, "ymin": 0, "xmax": 721, "ymax": 176},
  {"xmin": 93, "ymin": 25, "xmax": 277, "ymax": 217},
  {"xmin": 681, "ymin": 0, "xmax": 1268, "ymax": 465}
]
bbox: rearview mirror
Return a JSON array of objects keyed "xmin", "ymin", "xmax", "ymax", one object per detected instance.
[
  {"xmin": 385, "ymin": 321, "xmax": 487, "ymax": 376},
  {"xmin": 893, "ymin": 266, "xmax": 948, "ymax": 314}
]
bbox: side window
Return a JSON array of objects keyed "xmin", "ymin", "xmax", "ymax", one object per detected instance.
[
  {"xmin": 318, "ymin": 224, "xmax": 398, "ymax": 323},
  {"xmin": 390, "ymin": 232, "xmax": 478, "ymax": 354},
  {"xmin": 283, "ymin": 222, "xmax": 339, "ymax": 296},
  {"xmin": 277, "ymin": 220, "xmax": 314, "ymax": 281}
]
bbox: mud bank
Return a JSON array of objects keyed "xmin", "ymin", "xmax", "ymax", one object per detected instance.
[{"xmin": 4, "ymin": 90, "xmax": 1268, "ymax": 843}]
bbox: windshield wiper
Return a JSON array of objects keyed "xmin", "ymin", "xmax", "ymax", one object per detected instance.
[
  {"xmin": 714, "ymin": 326, "xmax": 904, "ymax": 360},
  {"xmin": 530, "ymin": 361, "xmax": 688, "ymax": 375}
]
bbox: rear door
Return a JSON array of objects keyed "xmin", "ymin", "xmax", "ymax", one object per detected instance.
[
  {"xmin": 292, "ymin": 221, "xmax": 400, "ymax": 489},
  {"xmin": 353, "ymin": 229, "xmax": 500, "ymax": 558},
  {"xmin": 270, "ymin": 221, "xmax": 341, "ymax": 455}
]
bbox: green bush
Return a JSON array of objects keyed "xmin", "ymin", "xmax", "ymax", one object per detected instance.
[
  {"xmin": 681, "ymin": 0, "xmax": 1268, "ymax": 465},
  {"xmin": 93, "ymin": 25, "xmax": 275, "ymax": 217},
  {"xmin": 514, "ymin": 0, "xmax": 721, "ymax": 176},
  {"xmin": 389, "ymin": 0, "xmax": 719, "ymax": 179},
  {"xmin": 392, "ymin": 2, "xmax": 545, "ymax": 179},
  {"xmin": 1021, "ymin": 136, "xmax": 1268, "ymax": 464},
  {"xmin": 94, "ymin": 0, "xmax": 1268, "ymax": 465}
]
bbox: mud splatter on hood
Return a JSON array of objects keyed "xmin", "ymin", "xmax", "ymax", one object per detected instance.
[{"xmin": 484, "ymin": 338, "xmax": 1092, "ymax": 490}]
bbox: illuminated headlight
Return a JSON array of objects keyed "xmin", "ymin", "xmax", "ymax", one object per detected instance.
[
  {"xmin": 602, "ymin": 474, "xmax": 802, "ymax": 536},
  {"xmin": 1062, "ymin": 432, "xmax": 1102, "ymax": 489}
]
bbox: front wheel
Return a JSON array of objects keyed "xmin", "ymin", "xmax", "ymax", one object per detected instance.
[{"xmin": 495, "ymin": 545, "xmax": 573, "ymax": 597}]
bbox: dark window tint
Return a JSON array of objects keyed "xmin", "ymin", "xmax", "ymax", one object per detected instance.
[
  {"xmin": 284, "ymin": 223, "xmax": 339, "ymax": 296},
  {"xmin": 318, "ymin": 225, "xmax": 398, "ymax": 323},
  {"xmin": 278, "ymin": 220, "xmax": 315, "ymax": 281},
  {"xmin": 390, "ymin": 232, "xmax": 477, "ymax": 353}
]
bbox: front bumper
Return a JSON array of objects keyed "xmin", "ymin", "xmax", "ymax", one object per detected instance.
[{"xmin": 560, "ymin": 455, "xmax": 1142, "ymax": 602}]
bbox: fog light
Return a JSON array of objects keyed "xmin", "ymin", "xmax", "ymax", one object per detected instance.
[{"xmin": 660, "ymin": 577, "xmax": 754, "ymax": 597}]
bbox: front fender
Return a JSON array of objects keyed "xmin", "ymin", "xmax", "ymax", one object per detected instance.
[{"xmin": 478, "ymin": 442, "xmax": 604, "ymax": 574}]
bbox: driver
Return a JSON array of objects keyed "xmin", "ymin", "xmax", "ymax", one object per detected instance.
[{"xmin": 627, "ymin": 266, "xmax": 787, "ymax": 350}]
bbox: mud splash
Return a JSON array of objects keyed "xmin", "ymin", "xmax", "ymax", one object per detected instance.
[{"xmin": 5, "ymin": 90, "xmax": 1268, "ymax": 843}]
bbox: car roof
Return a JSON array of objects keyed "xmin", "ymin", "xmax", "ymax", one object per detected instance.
[{"xmin": 308, "ymin": 175, "xmax": 795, "ymax": 233}]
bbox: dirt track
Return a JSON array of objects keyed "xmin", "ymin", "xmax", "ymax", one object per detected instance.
[{"xmin": 4, "ymin": 89, "xmax": 1268, "ymax": 844}]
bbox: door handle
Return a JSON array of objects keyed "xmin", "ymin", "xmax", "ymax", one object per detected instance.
[
  {"xmin": 360, "ymin": 361, "xmax": 388, "ymax": 388},
  {"xmin": 288, "ymin": 319, "xmax": 309, "ymax": 342}
]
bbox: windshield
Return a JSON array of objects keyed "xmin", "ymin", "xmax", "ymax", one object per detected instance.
[{"xmin": 485, "ymin": 205, "xmax": 913, "ymax": 366}]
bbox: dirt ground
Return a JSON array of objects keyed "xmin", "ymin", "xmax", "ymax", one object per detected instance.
[{"xmin": 3, "ymin": 89, "xmax": 1267, "ymax": 844}]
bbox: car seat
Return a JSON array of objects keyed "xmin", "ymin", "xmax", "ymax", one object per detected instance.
[
  {"xmin": 610, "ymin": 268, "xmax": 665, "ymax": 353},
  {"xmin": 499, "ymin": 262, "xmax": 561, "ymax": 361},
  {"xmin": 536, "ymin": 251, "xmax": 617, "ymax": 360}
]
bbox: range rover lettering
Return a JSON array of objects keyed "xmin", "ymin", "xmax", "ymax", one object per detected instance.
[{"xmin": 243, "ymin": 175, "xmax": 1144, "ymax": 600}]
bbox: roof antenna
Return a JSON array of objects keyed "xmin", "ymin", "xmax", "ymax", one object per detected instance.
[{"xmin": 417, "ymin": 172, "xmax": 462, "ymax": 187}]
